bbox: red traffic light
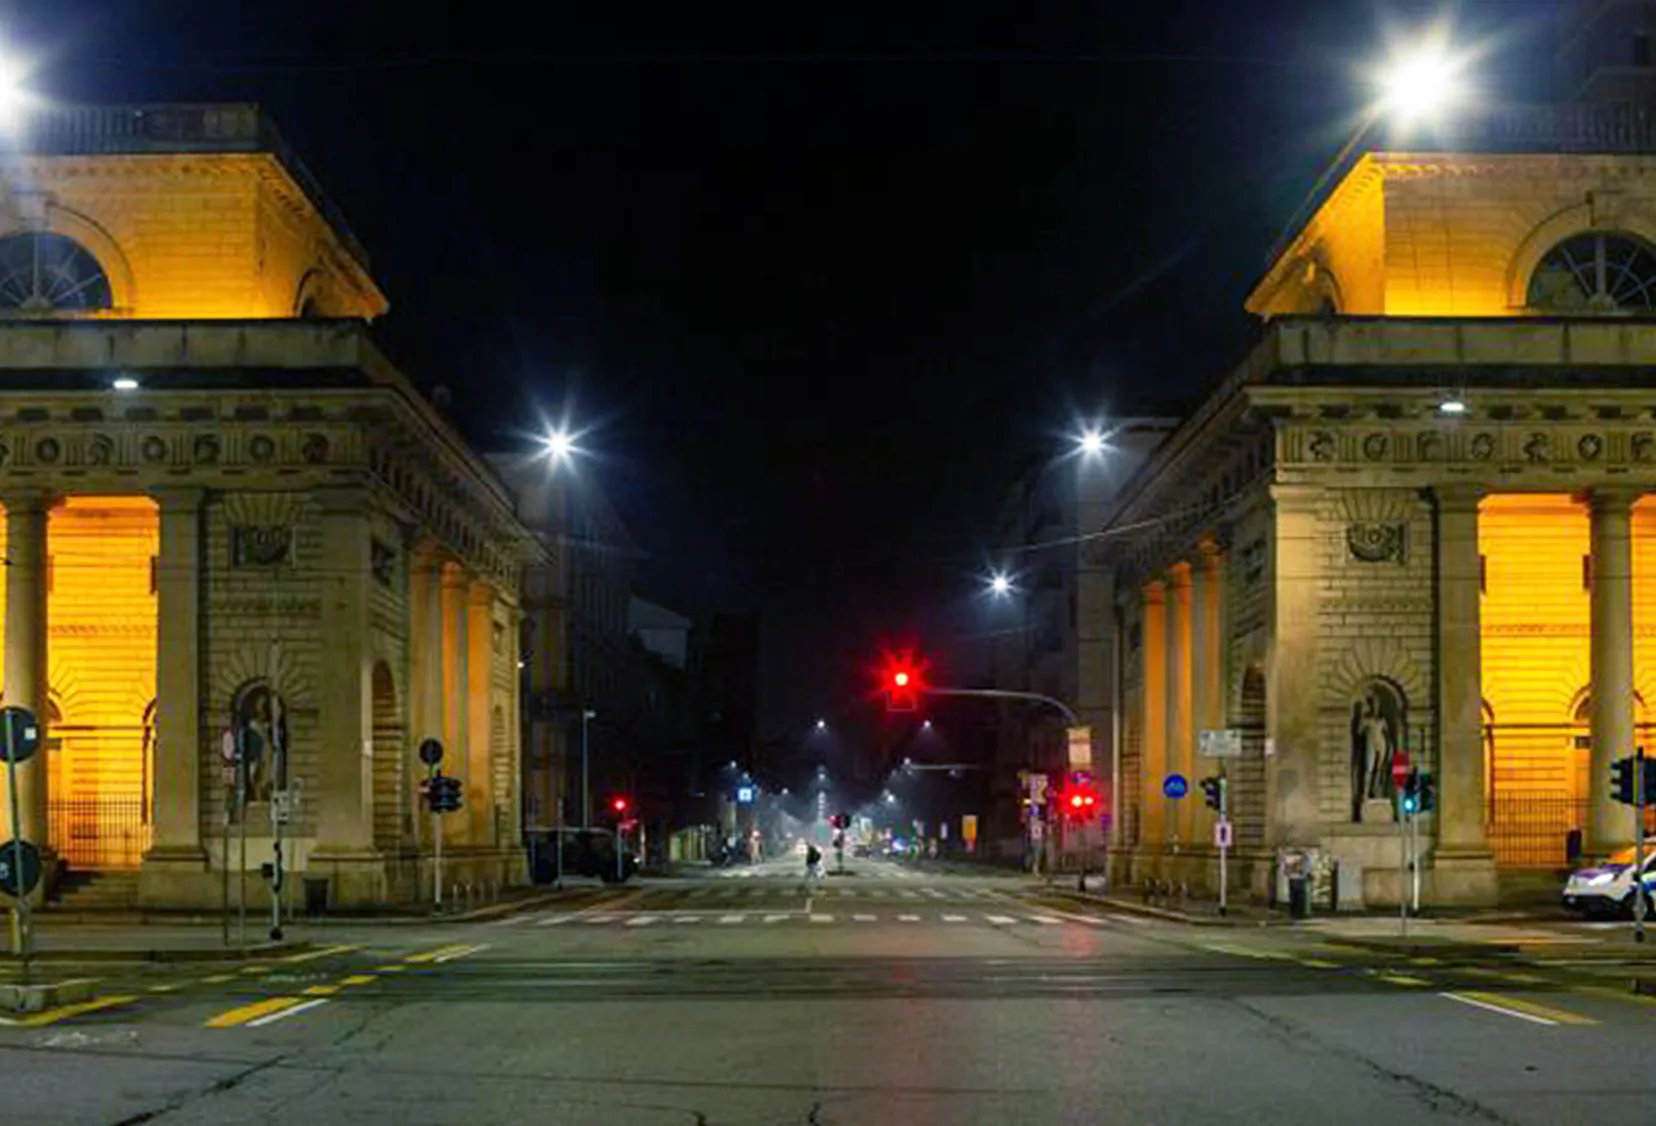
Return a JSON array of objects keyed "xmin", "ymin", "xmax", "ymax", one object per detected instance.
[
  {"xmin": 875, "ymin": 648, "xmax": 930, "ymax": 713},
  {"xmin": 1058, "ymin": 782, "xmax": 1100, "ymax": 819},
  {"xmin": 612, "ymin": 797, "xmax": 630, "ymax": 814}
]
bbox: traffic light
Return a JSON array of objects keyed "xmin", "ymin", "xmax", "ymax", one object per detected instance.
[
  {"xmin": 1644, "ymin": 756, "xmax": 1656, "ymax": 806},
  {"xmin": 425, "ymin": 772, "xmax": 462, "ymax": 813},
  {"xmin": 612, "ymin": 796, "xmax": 630, "ymax": 816},
  {"xmin": 1200, "ymin": 776, "xmax": 1225, "ymax": 813},
  {"xmin": 878, "ymin": 649, "xmax": 929, "ymax": 712},
  {"xmin": 1058, "ymin": 780, "xmax": 1100, "ymax": 821},
  {"xmin": 1399, "ymin": 769, "xmax": 1419, "ymax": 816},
  {"xmin": 1613, "ymin": 756, "xmax": 1636, "ymax": 806},
  {"xmin": 1416, "ymin": 771, "xmax": 1436, "ymax": 814}
]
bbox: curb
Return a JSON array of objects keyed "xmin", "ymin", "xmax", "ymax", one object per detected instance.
[
  {"xmin": 1321, "ymin": 935, "xmax": 1522, "ymax": 957},
  {"xmin": 1054, "ymin": 889, "xmax": 1278, "ymax": 927},
  {"xmin": 1, "ymin": 941, "xmax": 310, "ymax": 964},
  {"xmin": 32, "ymin": 887, "xmax": 589, "ymax": 930},
  {"xmin": 0, "ymin": 978, "xmax": 96, "ymax": 1013}
]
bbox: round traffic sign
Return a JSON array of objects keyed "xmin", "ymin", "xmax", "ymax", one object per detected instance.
[
  {"xmin": 418, "ymin": 738, "xmax": 444, "ymax": 767},
  {"xmin": 0, "ymin": 706, "xmax": 40, "ymax": 764},
  {"xmin": 1390, "ymin": 750, "xmax": 1409, "ymax": 787},
  {"xmin": 1163, "ymin": 773, "xmax": 1189, "ymax": 800},
  {"xmin": 0, "ymin": 839, "xmax": 42, "ymax": 897}
]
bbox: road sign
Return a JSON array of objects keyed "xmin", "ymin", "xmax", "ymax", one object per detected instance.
[
  {"xmin": 1163, "ymin": 773, "xmax": 1189, "ymax": 800},
  {"xmin": 736, "ymin": 785, "xmax": 755, "ymax": 804},
  {"xmin": 1066, "ymin": 726, "xmax": 1093, "ymax": 768},
  {"xmin": 0, "ymin": 706, "xmax": 40, "ymax": 764},
  {"xmin": 1390, "ymin": 749, "xmax": 1409, "ymax": 787},
  {"xmin": 1215, "ymin": 820, "xmax": 1234, "ymax": 849},
  {"xmin": 1199, "ymin": 729, "xmax": 1243, "ymax": 758},
  {"xmin": 962, "ymin": 814, "xmax": 978, "ymax": 843},
  {"xmin": 0, "ymin": 838, "xmax": 41, "ymax": 897},
  {"xmin": 418, "ymin": 738, "xmax": 444, "ymax": 767}
]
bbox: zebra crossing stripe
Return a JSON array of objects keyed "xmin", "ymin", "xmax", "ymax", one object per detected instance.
[
  {"xmin": 718, "ymin": 914, "xmax": 745, "ymax": 924},
  {"xmin": 624, "ymin": 917, "xmax": 656, "ymax": 927},
  {"xmin": 764, "ymin": 914, "xmax": 789, "ymax": 923},
  {"xmin": 809, "ymin": 915, "xmax": 834, "ymax": 924},
  {"xmin": 942, "ymin": 914, "xmax": 967, "ymax": 923},
  {"xmin": 853, "ymin": 914, "xmax": 876, "ymax": 922},
  {"xmin": 674, "ymin": 916, "xmax": 701, "ymax": 924},
  {"xmin": 1026, "ymin": 916, "xmax": 1062, "ymax": 925},
  {"xmin": 986, "ymin": 915, "xmax": 1017, "ymax": 925},
  {"xmin": 898, "ymin": 914, "xmax": 920, "ymax": 922}
]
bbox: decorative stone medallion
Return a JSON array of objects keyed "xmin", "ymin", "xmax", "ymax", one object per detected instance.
[
  {"xmin": 1634, "ymin": 433, "xmax": 1654, "ymax": 463},
  {"xmin": 1347, "ymin": 522, "xmax": 1408, "ymax": 564},
  {"xmin": 1470, "ymin": 433, "xmax": 1496, "ymax": 460},
  {"xmin": 193, "ymin": 435, "xmax": 221, "ymax": 464},
  {"xmin": 1578, "ymin": 433, "xmax": 1604, "ymax": 461},
  {"xmin": 231, "ymin": 525, "xmax": 293, "ymax": 567},
  {"xmin": 1362, "ymin": 433, "xmax": 1389, "ymax": 461},
  {"xmin": 1417, "ymin": 432, "xmax": 1442, "ymax": 461},
  {"xmin": 248, "ymin": 434, "xmax": 277, "ymax": 462},
  {"xmin": 1308, "ymin": 432, "xmax": 1336, "ymax": 462},
  {"xmin": 1523, "ymin": 433, "xmax": 1551, "ymax": 463},
  {"xmin": 35, "ymin": 437, "xmax": 60, "ymax": 464},
  {"xmin": 87, "ymin": 435, "xmax": 113, "ymax": 465},
  {"xmin": 301, "ymin": 434, "xmax": 329, "ymax": 464},
  {"xmin": 140, "ymin": 435, "xmax": 168, "ymax": 462}
]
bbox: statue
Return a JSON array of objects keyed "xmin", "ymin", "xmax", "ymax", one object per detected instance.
[{"xmin": 1350, "ymin": 682, "xmax": 1406, "ymax": 822}]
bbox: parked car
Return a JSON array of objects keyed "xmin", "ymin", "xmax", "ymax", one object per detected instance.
[{"xmin": 1562, "ymin": 841, "xmax": 1656, "ymax": 917}]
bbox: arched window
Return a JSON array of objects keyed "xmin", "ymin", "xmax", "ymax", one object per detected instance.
[
  {"xmin": 1528, "ymin": 232, "xmax": 1656, "ymax": 312},
  {"xmin": 0, "ymin": 232, "xmax": 113, "ymax": 313}
]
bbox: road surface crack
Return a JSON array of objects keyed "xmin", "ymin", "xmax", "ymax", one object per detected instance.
[{"xmin": 103, "ymin": 1051, "xmax": 292, "ymax": 1126}]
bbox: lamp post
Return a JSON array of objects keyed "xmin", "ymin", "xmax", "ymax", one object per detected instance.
[{"xmin": 581, "ymin": 708, "xmax": 597, "ymax": 829}]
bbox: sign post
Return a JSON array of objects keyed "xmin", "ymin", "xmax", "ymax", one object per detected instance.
[
  {"xmin": 0, "ymin": 706, "xmax": 42, "ymax": 977},
  {"xmin": 1214, "ymin": 777, "xmax": 1231, "ymax": 917},
  {"xmin": 419, "ymin": 739, "xmax": 444, "ymax": 910},
  {"xmin": 1638, "ymin": 751, "xmax": 1648, "ymax": 945},
  {"xmin": 1164, "ymin": 774, "xmax": 1187, "ymax": 858}
]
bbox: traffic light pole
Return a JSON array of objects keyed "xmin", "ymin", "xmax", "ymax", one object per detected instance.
[
  {"xmin": 1218, "ymin": 773, "xmax": 1228, "ymax": 918},
  {"xmin": 1637, "ymin": 751, "xmax": 1647, "ymax": 945}
]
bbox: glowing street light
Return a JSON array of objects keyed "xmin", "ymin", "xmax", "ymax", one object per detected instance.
[
  {"xmin": 1377, "ymin": 43, "xmax": 1466, "ymax": 127},
  {"xmin": 542, "ymin": 428, "xmax": 578, "ymax": 463},
  {"xmin": 1077, "ymin": 428, "xmax": 1106, "ymax": 457},
  {"xmin": 815, "ymin": 718, "xmax": 827, "ymax": 731},
  {"xmin": 988, "ymin": 572, "xmax": 1013, "ymax": 598},
  {"xmin": 1438, "ymin": 397, "xmax": 1468, "ymax": 416}
]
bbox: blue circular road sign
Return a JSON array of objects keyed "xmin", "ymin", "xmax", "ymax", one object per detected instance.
[
  {"xmin": 0, "ymin": 838, "xmax": 41, "ymax": 897},
  {"xmin": 1163, "ymin": 773, "xmax": 1189, "ymax": 800},
  {"xmin": 0, "ymin": 706, "xmax": 40, "ymax": 764}
]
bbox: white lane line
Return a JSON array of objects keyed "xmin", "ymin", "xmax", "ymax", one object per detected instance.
[
  {"xmin": 986, "ymin": 915, "xmax": 1017, "ymax": 925},
  {"xmin": 624, "ymin": 917, "xmax": 657, "ymax": 927},
  {"xmin": 1440, "ymin": 992, "xmax": 1558, "ymax": 1026},
  {"xmin": 810, "ymin": 914, "xmax": 835, "ymax": 924},
  {"xmin": 764, "ymin": 914, "xmax": 790, "ymax": 923},
  {"xmin": 433, "ymin": 943, "xmax": 489, "ymax": 963},
  {"xmin": 898, "ymin": 914, "xmax": 921, "ymax": 922},
  {"xmin": 853, "ymin": 914, "xmax": 877, "ymax": 922},
  {"xmin": 674, "ymin": 916, "xmax": 702, "ymax": 924},
  {"xmin": 245, "ymin": 998, "xmax": 331, "ymax": 1028},
  {"xmin": 582, "ymin": 915, "xmax": 617, "ymax": 925},
  {"xmin": 942, "ymin": 914, "xmax": 967, "ymax": 923},
  {"xmin": 718, "ymin": 914, "xmax": 746, "ymax": 924},
  {"xmin": 1026, "ymin": 916, "xmax": 1062, "ymax": 926},
  {"xmin": 536, "ymin": 915, "xmax": 573, "ymax": 927}
]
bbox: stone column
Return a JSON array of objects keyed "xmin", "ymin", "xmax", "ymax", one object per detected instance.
[
  {"xmin": 146, "ymin": 487, "xmax": 207, "ymax": 865},
  {"xmin": 441, "ymin": 563, "xmax": 472, "ymax": 841},
  {"xmin": 1166, "ymin": 562, "xmax": 1194, "ymax": 844},
  {"xmin": 312, "ymin": 487, "xmax": 376, "ymax": 861},
  {"xmin": 1432, "ymin": 484, "xmax": 1497, "ymax": 904},
  {"xmin": 1266, "ymin": 486, "xmax": 1321, "ymax": 847},
  {"xmin": 467, "ymin": 581, "xmax": 494, "ymax": 845},
  {"xmin": 1589, "ymin": 487, "xmax": 1640, "ymax": 856},
  {"xmin": 1, "ymin": 493, "xmax": 50, "ymax": 860},
  {"xmin": 1139, "ymin": 582, "xmax": 1167, "ymax": 849},
  {"xmin": 1190, "ymin": 541, "xmax": 1224, "ymax": 843}
]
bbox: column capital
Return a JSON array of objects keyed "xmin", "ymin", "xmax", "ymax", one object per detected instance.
[
  {"xmin": 1431, "ymin": 482, "xmax": 1484, "ymax": 513},
  {"xmin": 442, "ymin": 563, "xmax": 474, "ymax": 593},
  {"xmin": 0, "ymin": 488, "xmax": 54, "ymax": 514},
  {"xmin": 1164, "ymin": 560, "xmax": 1192, "ymax": 590},
  {"xmin": 1142, "ymin": 580, "xmax": 1166, "ymax": 605},
  {"xmin": 1269, "ymin": 483, "xmax": 1324, "ymax": 513},
  {"xmin": 148, "ymin": 485, "xmax": 207, "ymax": 512},
  {"xmin": 1583, "ymin": 485, "xmax": 1644, "ymax": 515}
]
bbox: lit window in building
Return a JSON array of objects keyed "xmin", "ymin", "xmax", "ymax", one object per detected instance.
[
  {"xmin": 0, "ymin": 232, "xmax": 113, "ymax": 313},
  {"xmin": 1528, "ymin": 232, "xmax": 1656, "ymax": 312}
]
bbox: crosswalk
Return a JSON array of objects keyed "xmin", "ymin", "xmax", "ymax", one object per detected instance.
[
  {"xmin": 506, "ymin": 910, "xmax": 1091, "ymax": 929},
  {"xmin": 668, "ymin": 885, "xmax": 1002, "ymax": 901}
]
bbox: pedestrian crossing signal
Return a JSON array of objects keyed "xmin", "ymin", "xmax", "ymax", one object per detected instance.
[
  {"xmin": 424, "ymin": 773, "xmax": 463, "ymax": 813},
  {"xmin": 1612, "ymin": 756, "xmax": 1637, "ymax": 806}
]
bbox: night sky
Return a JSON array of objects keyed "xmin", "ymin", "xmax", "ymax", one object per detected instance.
[{"xmin": 14, "ymin": 0, "xmax": 1560, "ymax": 760}]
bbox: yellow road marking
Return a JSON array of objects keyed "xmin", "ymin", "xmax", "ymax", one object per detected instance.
[
  {"xmin": 4, "ymin": 995, "xmax": 137, "ymax": 1028},
  {"xmin": 1377, "ymin": 973, "xmax": 1432, "ymax": 987},
  {"xmin": 205, "ymin": 996, "xmax": 302, "ymax": 1029},
  {"xmin": 1451, "ymin": 990, "xmax": 1597, "ymax": 1026},
  {"xmin": 281, "ymin": 944, "xmax": 361, "ymax": 964},
  {"xmin": 146, "ymin": 984, "xmax": 180, "ymax": 994},
  {"xmin": 339, "ymin": 975, "xmax": 377, "ymax": 987},
  {"xmin": 303, "ymin": 985, "xmax": 341, "ymax": 996},
  {"xmin": 200, "ymin": 974, "xmax": 236, "ymax": 985},
  {"xmin": 404, "ymin": 944, "xmax": 470, "ymax": 964},
  {"xmin": 1296, "ymin": 958, "xmax": 1340, "ymax": 969},
  {"xmin": 1409, "ymin": 957, "xmax": 1443, "ymax": 966},
  {"xmin": 1571, "ymin": 983, "xmax": 1656, "ymax": 1010},
  {"xmin": 239, "ymin": 965, "xmax": 271, "ymax": 975},
  {"xmin": 374, "ymin": 965, "xmax": 408, "ymax": 973}
]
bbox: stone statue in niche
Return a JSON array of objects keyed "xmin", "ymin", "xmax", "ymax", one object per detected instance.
[
  {"xmin": 1350, "ymin": 680, "xmax": 1407, "ymax": 822},
  {"xmin": 232, "ymin": 683, "xmax": 288, "ymax": 806}
]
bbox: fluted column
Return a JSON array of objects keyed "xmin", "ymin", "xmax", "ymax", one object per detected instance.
[
  {"xmin": 147, "ymin": 487, "xmax": 206, "ymax": 861},
  {"xmin": 312, "ymin": 486, "xmax": 375, "ymax": 856},
  {"xmin": 1165, "ymin": 562, "xmax": 1194, "ymax": 844},
  {"xmin": 441, "ymin": 564, "xmax": 472, "ymax": 841},
  {"xmin": 1190, "ymin": 541, "xmax": 1225, "ymax": 841},
  {"xmin": 1266, "ymin": 485, "xmax": 1321, "ymax": 846},
  {"xmin": 1139, "ymin": 582, "xmax": 1167, "ymax": 847},
  {"xmin": 1, "ymin": 493, "xmax": 50, "ymax": 855}
]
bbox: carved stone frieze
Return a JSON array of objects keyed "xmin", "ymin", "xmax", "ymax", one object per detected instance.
[
  {"xmin": 1579, "ymin": 433, "xmax": 1605, "ymax": 461},
  {"xmin": 1362, "ymin": 433, "xmax": 1389, "ymax": 460},
  {"xmin": 1470, "ymin": 433, "xmax": 1496, "ymax": 460},
  {"xmin": 1347, "ymin": 522, "xmax": 1408, "ymax": 564},
  {"xmin": 1523, "ymin": 433, "xmax": 1551, "ymax": 463},
  {"xmin": 231, "ymin": 525, "xmax": 293, "ymax": 567}
]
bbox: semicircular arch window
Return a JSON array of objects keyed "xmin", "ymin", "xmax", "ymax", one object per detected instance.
[
  {"xmin": 1528, "ymin": 231, "xmax": 1656, "ymax": 312},
  {"xmin": 0, "ymin": 232, "xmax": 113, "ymax": 313}
]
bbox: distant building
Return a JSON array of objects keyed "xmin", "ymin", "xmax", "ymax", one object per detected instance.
[
  {"xmin": 984, "ymin": 422, "xmax": 1174, "ymax": 858},
  {"xmin": 490, "ymin": 456, "xmax": 638, "ymax": 833},
  {"xmin": 629, "ymin": 596, "xmax": 693, "ymax": 670}
]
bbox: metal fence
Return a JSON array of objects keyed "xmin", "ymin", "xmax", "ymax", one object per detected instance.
[
  {"xmin": 1485, "ymin": 795, "xmax": 1656, "ymax": 870},
  {"xmin": 48, "ymin": 797, "xmax": 150, "ymax": 870}
]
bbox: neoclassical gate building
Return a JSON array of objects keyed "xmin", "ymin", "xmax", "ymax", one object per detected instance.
[
  {"xmin": 0, "ymin": 104, "xmax": 537, "ymax": 909},
  {"xmin": 1104, "ymin": 93, "xmax": 1656, "ymax": 903}
]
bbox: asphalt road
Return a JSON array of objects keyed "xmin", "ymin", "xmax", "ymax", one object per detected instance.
[{"xmin": 4, "ymin": 855, "xmax": 1656, "ymax": 1125}]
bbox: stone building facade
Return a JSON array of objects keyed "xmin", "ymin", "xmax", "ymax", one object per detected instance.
[
  {"xmin": 0, "ymin": 105, "xmax": 538, "ymax": 909},
  {"xmin": 1106, "ymin": 7, "xmax": 1656, "ymax": 906}
]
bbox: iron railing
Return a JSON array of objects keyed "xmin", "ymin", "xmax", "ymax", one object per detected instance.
[{"xmin": 48, "ymin": 797, "xmax": 150, "ymax": 870}]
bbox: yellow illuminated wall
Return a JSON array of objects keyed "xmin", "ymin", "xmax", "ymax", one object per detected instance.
[
  {"xmin": 1480, "ymin": 495, "xmax": 1656, "ymax": 820},
  {"xmin": 45, "ymin": 496, "xmax": 158, "ymax": 868},
  {"xmin": 0, "ymin": 153, "xmax": 387, "ymax": 320},
  {"xmin": 1247, "ymin": 153, "xmax": 1656, "ymax": 320}
]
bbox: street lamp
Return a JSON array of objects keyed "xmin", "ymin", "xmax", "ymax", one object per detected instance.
[
  {"xmin": 581, "ymin": 709, "xmax": 597, "ymax": 827},
  {"xmin": 542, "ymin": 428, "xmax": 579, "ymax": 464},
  {"xmin": 988, "ymin": 572, "xmax": 1013, "ymax": 598},
  {"xmin": 815, "ymin": 718, "xmax": 827, "ymax": 732},
  {"xmin": 1376, "ymin": 42, "xmax": 1466, "ymax": 128},
  {"xmin": 1077, "ymin": 428, "xmax": 1107, "ymax": 457}
]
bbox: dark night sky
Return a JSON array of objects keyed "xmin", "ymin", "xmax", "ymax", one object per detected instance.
[{"xmin": 11, "ymin": 0, "xmax": 1561, "ymax": 761}]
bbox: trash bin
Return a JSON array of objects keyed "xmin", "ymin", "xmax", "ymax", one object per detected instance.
[
  {"xmin": 303, "ymin": 876, "xmax": 329, "ymax": 917},
  {"xmin": 1288, "ymin": 874, "xmax": 1310, "ymax": 919}
]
